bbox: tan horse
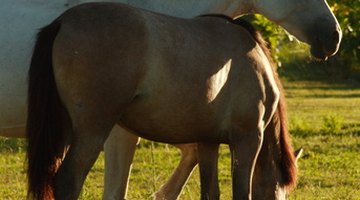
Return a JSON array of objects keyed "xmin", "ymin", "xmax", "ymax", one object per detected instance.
[
  {"xmin": 26, "ymin": 3, "xmax": 297, "ymax": 199},
  {"xmin": 0, "ymin": 1, "xmax": 340, "ymax": 199}
]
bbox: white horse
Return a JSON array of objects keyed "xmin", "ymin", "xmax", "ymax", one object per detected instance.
[{"xmin": 0, "ymin": 0, "xmax": 340, "ymax": 199}]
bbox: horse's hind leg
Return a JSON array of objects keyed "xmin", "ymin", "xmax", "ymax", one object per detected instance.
[
  {"xmin": 154, "ymin": 143, "xmax": 198, "ymax": 200},
  {"xmin": 198, "ymin": 142, "xmax": 220, "ymax": 200},
  {"xmin": 103, "ymin": 125, "xmax": 139, "ymax": 200},
  {"xmin": 54, "ymin": 118, "xmax": 115, "ymax": 200},
  {"xmin": 229, "ymin": 125, "xmax": 264, "ymax": 200}
]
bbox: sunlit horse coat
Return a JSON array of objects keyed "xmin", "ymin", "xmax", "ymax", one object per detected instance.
[
  {"xmin": 1, "ymin": 0, "xmax": 341, "ymax": 199},
  {"xmin": 26, "ymin": 3, "xmax": 300, "ymax": 199}
]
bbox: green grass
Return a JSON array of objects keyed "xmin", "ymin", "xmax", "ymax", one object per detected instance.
[
  {"xmin": 284, "ymin": 80, "xmax": 360, "ymax": 200},
  {"xmin": 1, "ymin": 79, "xmax": 359, "ymax": 199}
]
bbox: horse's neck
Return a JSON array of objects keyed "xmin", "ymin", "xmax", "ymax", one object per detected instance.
[{"xmin": 66, "ymin": 0, "xmax": 253, "ymax": 17}]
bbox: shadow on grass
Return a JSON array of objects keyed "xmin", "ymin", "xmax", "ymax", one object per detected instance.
[{"xmin": 0, "ymin": 137, "xmax": 26, "ymax": 153}]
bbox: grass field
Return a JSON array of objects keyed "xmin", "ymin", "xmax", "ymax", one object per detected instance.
[{"xmin": 1, "ymin": 78, "xmax": 359, "ymax": 199}]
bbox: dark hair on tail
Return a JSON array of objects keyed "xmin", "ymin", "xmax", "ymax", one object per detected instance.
[{"xmin": 26, "ymin": 20, "xmax": 69, "ymax": 199}]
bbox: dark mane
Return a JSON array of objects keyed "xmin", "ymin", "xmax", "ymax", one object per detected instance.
[
  {"xmin": 234, "ymin": 17, "xmax": 298, "ymax": 189},
  {"xmin": 231, "ymin": 17, "xmax": 276, "ymax": 71},
  {"xmin": 199, "ymin": 14, "xmax": 234, "ymax": 22},
  {"xmin": 200, "ymin": 14, "xmax": 298, "ymax": 189},
  {"xmin": 199, "ymin": 15, "xmax": 274, "ymax": 68},
  {"xmin": 276, "ymin": 85, "xmax": 298, "ymax": 190}
]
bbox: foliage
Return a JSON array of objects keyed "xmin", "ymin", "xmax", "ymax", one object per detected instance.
[{"xmin": 329, "ymin": 0, "xmax": 360, "ymax": 73}]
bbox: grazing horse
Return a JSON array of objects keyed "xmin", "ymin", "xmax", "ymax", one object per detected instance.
[
  {"xmin": 1, "ymin": 0, "xmax": 341, "ymax": 138},
  {"xmin": 27, "ymin": 3, "xmax": 298, "ymax": 199},
  {"xmin": 154, "ymin": 17, "xmax": 306, "ymax": 200},
  {"xmin": 0, "ymin": 0, "xmax": 339, "ymax": 199}
]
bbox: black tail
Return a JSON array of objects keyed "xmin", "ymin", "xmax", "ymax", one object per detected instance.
[{"xmin": 26, "ymin": 20, "xmax": 68, "ymax": 200}]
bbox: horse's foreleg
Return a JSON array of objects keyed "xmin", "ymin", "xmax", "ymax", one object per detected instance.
[
  {"xmin": 104, "ymin": 125, "xmax": 139, "ymax": 200},
  {"xmin": 229, "ymin": 126, "xmax": 264, "ymax": 200},
  {"xmin": 54, "ymin": 124, "xmax": 113, "ymax": 200},
  {"xmin": 153, "ymin": 143, "xmax": 198, "ymax": 200},
  {"xmin": 198, "ymin": 142, "xmax": 220, "ymax": 200}
]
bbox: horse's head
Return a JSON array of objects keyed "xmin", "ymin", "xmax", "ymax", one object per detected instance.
[{"xmin": 252, "ymin": 0, "xmax": 342, "ymax": 60}]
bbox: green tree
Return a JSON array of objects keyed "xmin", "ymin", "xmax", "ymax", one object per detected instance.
[{"xmin": 329, "ymin": 0, "xmax": 360, "ymax": 76}]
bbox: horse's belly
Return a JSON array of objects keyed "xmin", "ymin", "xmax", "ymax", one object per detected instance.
[{"xmin": 121, "ymin": 95, "xmax": 219, "ymax": 143}]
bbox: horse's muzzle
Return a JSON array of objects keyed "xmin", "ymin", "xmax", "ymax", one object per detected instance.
[{"xmin": 310, "ymin": 20, "xmax": 342, "ymax": 60}]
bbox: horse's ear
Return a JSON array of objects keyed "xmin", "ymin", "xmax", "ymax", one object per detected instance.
[{"xmin": 294, "ymin": 148, "xmax": 303, "ymax": 162}]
